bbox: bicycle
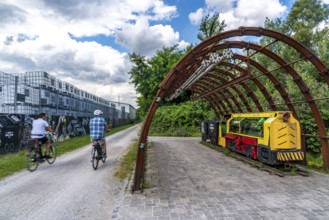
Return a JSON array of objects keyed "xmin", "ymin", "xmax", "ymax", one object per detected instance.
[
  {"xmin": 91, "ymin": 140, "xmax": 106, "ymax": 170},
  {"xmin": 26, "ymin": 132, "xmax": 57, "ymax": 172}
]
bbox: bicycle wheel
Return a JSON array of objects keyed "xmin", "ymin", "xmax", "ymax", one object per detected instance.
[
  {"xmin": 26, "ymin": 147, "xmax": 39, "ymax": 172},
  {"xmin": 92, "ymin": 147, "xmax": 99, "ymax": 170},
  {"xmin": 101, "ymin": 149, "xmax": 106, "ymax": 163},
  {"xmin": 46, "ymin": 143, "xmax": 57, "ymax": 164}
]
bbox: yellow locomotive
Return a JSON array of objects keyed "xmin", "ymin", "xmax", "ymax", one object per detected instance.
[{"xmin": 202, "ymin": 111, "xmax": 305, "ymax": 165}]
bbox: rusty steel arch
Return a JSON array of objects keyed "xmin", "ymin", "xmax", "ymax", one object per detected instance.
[
  {"xmin": 132, "ymin": 27, "xmax": 329, "ymax": 192},
  {"xmin": 198, "ymin": 75, "xmax": 244, "ymax": 112},
  {"xmin": 204, "ymin": 72, "xmax": 254, "ymax": 111}
]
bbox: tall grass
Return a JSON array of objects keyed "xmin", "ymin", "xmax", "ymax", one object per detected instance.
[{"xmin": 114, "ymin": 141, "xmax": 138, "ymax": 181}]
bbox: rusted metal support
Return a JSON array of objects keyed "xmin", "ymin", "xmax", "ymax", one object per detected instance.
[
  {"xmin": 194, "ymin": 83, "xmax": 236, "ymax": 112},
  {"xmin": 205, "ymin": 73, "xmax": 252, "ymax": 112},
  {"xmin": 133, "ymin": 96, "xmax": 161, "ymax": 192},
  {"xmin": 192, "ymin": 63, "xmax": 263, "ymax": 114},
  {"xmin": 229, "ymin": 50, "xmax": 299, "ymax": 118},
  {"xmin": 193, "ymin": 86, "xmax": 227, "ymax": 114},
  {"xmin": 193, "ymin": 73, "xmax": 251, "ymax": 99},
  {"xmin": 212, "ymin": 66, "xmax": 275, "ymax": 112},
  {"xmin": 199, "ymin": 76, "xmax": 244, "ymax": 112},
  {"xmin": 133, "ymin": 27, "xmax": 329, "ymax": 192}
]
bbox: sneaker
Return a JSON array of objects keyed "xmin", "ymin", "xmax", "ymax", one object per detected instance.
[
  {"xmin": 31, "ymin": 156, "xmax": 37, "ymax": 162},
  {"xmin": 102, "ymin": 153, "xmax": 107, "ymax": 159},
  {"xmin": 44, "ymin": 155, "xmax": 52, "ymax": 159},
  {"xmin": 38, "ymin": 158, "xmax": 45, "ymax": 163}
]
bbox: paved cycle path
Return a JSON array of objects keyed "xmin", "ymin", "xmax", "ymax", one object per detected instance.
[{"xmin": 113, "ymin": 137, "xmax": 329, "ymax": 220}]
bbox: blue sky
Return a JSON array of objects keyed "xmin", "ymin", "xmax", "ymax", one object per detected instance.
[{"xmin": 0, "ymin": 0, "xmax": 326, "ymax": 107}]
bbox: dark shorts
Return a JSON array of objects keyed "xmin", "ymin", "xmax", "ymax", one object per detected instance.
[{"xmin": 38, "ymin": 136, "xmax": 48, "ymax": 143}]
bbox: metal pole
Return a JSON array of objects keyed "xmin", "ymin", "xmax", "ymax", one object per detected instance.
[{"xmin": 14, "ymin": 76, "xmax": 18, "ymax": 113}]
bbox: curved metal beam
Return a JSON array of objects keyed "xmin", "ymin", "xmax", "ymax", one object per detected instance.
[
  {"xmin": 206, "ymin": 72, "xmax": 253, "ymax": 112},
  {"xmin": 215, "ymin": 63, "xmax": 277, "ymax": 111},
  {"xmin": 193, "ymin": 87, "xmax": 226, "ymax": 115},
  {"xmin": 194, "ymin": 80, "xmax": 241, "ymax": 112},
  {"xmin": 198, "ymin": 75, "xmax": 244, "ymax": 112},
  {"xmin": 133, "ymin": 27, "xmax": 329, "ymax": 192}
]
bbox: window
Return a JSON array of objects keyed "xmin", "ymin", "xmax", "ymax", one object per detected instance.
[
  {"xmin": 16, "ymin": 94, "xmax": 25, "ymax": 102},
  {"xmin": 229, "ymin": 118, "xmax": 241, "ymax": 133},
  {"xmin": 24, "ymin": 89, "xmax": 30, "ymax": 96}
]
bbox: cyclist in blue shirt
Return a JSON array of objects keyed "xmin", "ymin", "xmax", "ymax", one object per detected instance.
[{"xmin": 89, "ymin": 110, "xmax": 109, "ymax": 158}]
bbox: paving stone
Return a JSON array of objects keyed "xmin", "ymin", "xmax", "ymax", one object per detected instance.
[{"xmin": 112, "ymin": 137, "xmax": 329, "ymax": 220}]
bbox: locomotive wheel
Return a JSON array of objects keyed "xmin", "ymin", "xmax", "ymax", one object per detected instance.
[
  {"xmin": 246, "ymin": 146, "xmax": 252, "ymax": 158},
  {"xmin": 228, "ymin": 140, "xmax": 236, "ymax": 152}
]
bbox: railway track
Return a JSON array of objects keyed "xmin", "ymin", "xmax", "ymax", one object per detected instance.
[
  {"xmin": 202, "ymin": 142, "xmax": 309, "ymax": 177},
  {"xmin": 231, "ymin": 152, "xmax": 309, "ymax": 177}
]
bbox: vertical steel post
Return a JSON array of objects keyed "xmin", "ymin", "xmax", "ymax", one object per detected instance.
[{"xmin": 14, "ymin": 76, "xmax": 18, "ymax": 113}]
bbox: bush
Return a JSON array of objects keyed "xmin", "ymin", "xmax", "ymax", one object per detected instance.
[{"xmin": 150, "ymin": 100, "xmax": 216, "ymax": 137}]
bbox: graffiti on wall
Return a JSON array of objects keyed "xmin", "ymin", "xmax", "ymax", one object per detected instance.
[{"xmin": 0, "ymin": 114, "xmax": 91, "ymax": 155}]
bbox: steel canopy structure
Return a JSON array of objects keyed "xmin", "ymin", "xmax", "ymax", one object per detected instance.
[{"xmin": 132, "ymin": 27, "xmax": 329, "ymax": 192}]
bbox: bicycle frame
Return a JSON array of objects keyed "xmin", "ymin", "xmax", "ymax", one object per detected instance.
[
  {"xmin": 91, "ymin": 140, "xmax": 106, "ymax": 170},
  {"xmin": 26, "ymin": 133, "xmax": 57, "ymax": 172}
]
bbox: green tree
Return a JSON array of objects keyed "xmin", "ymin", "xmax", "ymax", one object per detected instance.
[
  {"xmin": 286, "ymin": 0, "xmax": 329, "ymax": 50},
  {"xmin": 197, "ymin": 13, "xmax": 227, "ymax": 41},
  {"xmin": 264, "ymin": 0, "xmax": 329, "ymax": 54},
  {"xmin": 261, "ymin": 0, "xmax": 329, "ymax": 155},
  {"xmin": 128, "ymin": 46, "xmax": 187, "ymax": 116}
]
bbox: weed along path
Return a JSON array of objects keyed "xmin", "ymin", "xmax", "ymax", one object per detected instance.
[{"xmin": 0, "ymin": 124, "xmax": 139, "ymax": 220}]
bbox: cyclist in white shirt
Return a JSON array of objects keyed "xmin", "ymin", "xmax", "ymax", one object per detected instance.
[{"xmin": 31, "ymin": 112, "xmax": 54, "ymax": 158}]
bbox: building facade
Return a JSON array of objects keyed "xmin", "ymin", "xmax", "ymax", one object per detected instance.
[
  {"xmin": 0, "ymin": 71, "xmax": 137, "ymax": 122},
  {"xmin": 0, "ymin": 71, "xmax": 138, "ymax": 155}
]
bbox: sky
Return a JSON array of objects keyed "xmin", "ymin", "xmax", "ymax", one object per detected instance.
[{"xmin": 0, "ymin": 0, "xmax": 328, "ymax": 108}]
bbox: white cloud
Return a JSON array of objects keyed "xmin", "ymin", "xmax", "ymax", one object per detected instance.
[
  {"xmin": 218, "ymin": 10, "xmax": 243, "ymax": 30},
  {"xmin": 177, "ymin": 40, "xmax": 190, "ymax": 50},
  {"xmin": 115, "ymin": 17, "xmax": 181, "ymax": 56},
  {"xmin": 64, "ymin": 79, "xmax": 138, "ymax": 108},
  {"xmin": 0, "ymin": 0, "xmax": 180, "ymax": 107},
  {"xmin": 205, "ymin": 0, "xmax": 233, "ymax": 11},
  {"xmin": 316, "ymin": 21, "xmax": 329, "ymax": 32},
  {"xmin": 189, "ymin": 8, "xmax": 204, "ymax": 25},
  {"xmin": 189, "ymin": 0, "xmax": 287, "ymax": 30},
  {"xmin": 151, "ymin": 0, "xmax": 177, "ymax": 20},
  {"xmin": 235, "ymin": 0, "xmax": 287, "ymax": 22}
]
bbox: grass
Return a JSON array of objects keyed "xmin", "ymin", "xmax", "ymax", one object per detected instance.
[
  {"xmin": 0, "ymin": 151, "xmax": 27, "ymax": 179},
  {"xmin": 306, "ymin": 153, "xmax": 329, "ymax": 173},
  {"xmin": 114, "ymin": 141, "xmax": 138, "ymax": 181},
  {"xmin": 4, "ymin": 123, "xmax": 327, "ymax": 184},
  {"xmin": 0, "ymin": 123, "xmax": 138, "ymax": 180}
]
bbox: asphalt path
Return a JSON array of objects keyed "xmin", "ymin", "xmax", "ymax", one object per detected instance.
[{"xmin": 0, "ymin": 124, "xmax": 140, "ymax": 220}]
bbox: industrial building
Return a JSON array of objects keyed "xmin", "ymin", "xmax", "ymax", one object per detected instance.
[{"xmin": 0, "ymin": 71, "xmax": 137, "ymax": 121}]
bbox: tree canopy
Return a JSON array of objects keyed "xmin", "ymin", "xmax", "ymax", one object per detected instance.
[
  {"xmin": 128, "ymin": 46, "xmax": 189, "ymax": 116},
  {"xmin": 197, "ymin": 13, "xmax": 227, "ymax": 41},
  {"xmin": 128, "ymin": 0, "xmax": 329, "ymax": 153},
  {"xmin": 261, "ymin": 0, "xmax": 329, "ymax": 154}
]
